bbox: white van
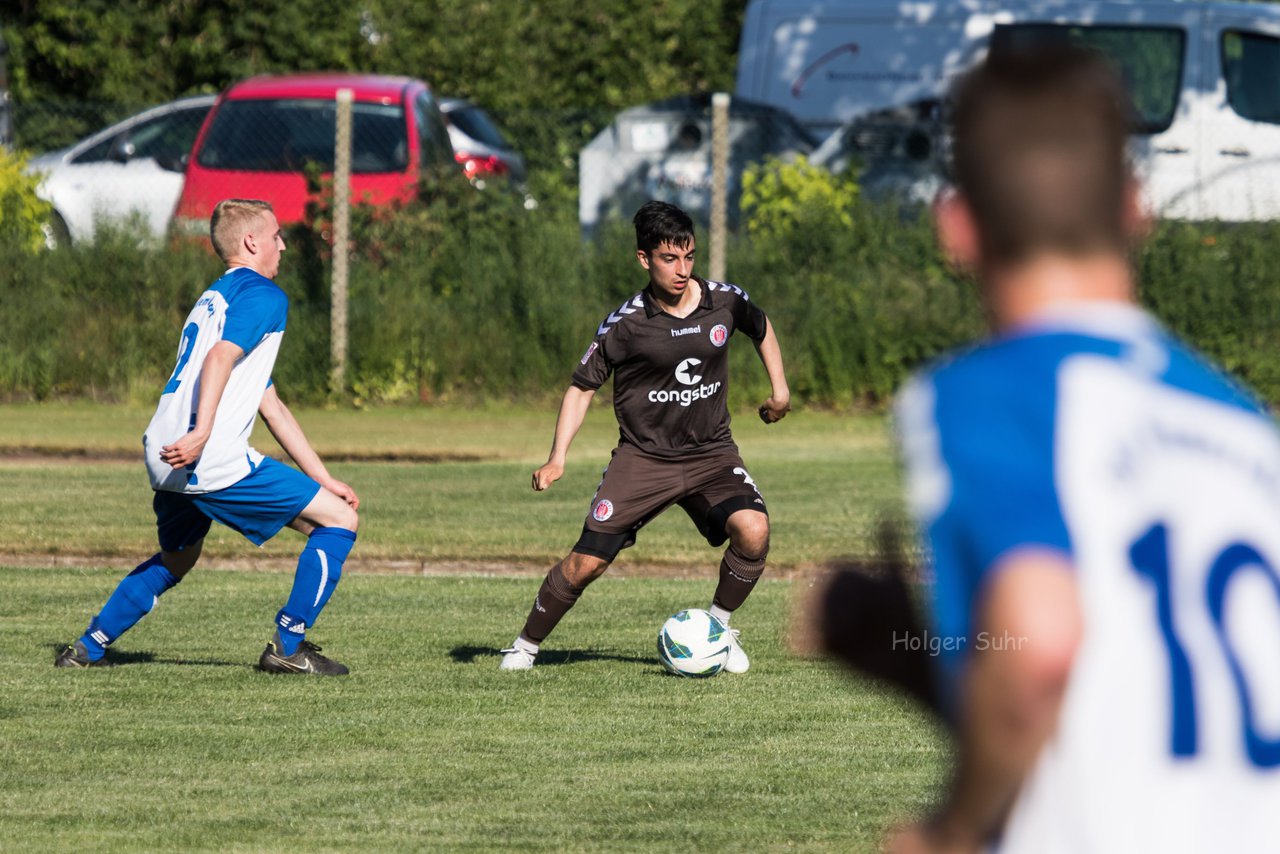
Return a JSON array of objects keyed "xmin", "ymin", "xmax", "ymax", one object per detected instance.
[{"xmin": 736, "ymin": 0, "xmax": 1280, "ymax": 221}]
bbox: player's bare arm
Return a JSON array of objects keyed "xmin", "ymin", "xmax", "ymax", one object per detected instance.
[
  {"xmin": 257, "ymin": 384, "xmax": 359, "ymax": 510},
  {"xmin": 754, "ymin": 318, "xmax": 791, "ymax": 424},
  {"xmin": 160, "ymin": 340, "xmax": 244, "ymax": 469},
  {"xmin": 892, "ymin": 549, "xmax": 1081, "ymax": 853},
  {"xmin": 533, "ymin": 385, "xmax": 596, "ymax": 491}
]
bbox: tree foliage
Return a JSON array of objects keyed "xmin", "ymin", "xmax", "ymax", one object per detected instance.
[
  {"xmin": 5, "ymin": 1, "xmax": 746, "ymax": 108},
  {"xmin": 2, "ymin": 0, "xmax": 748, "ymax": 201}
]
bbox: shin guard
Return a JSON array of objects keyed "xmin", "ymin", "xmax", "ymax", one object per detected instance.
[
  {"xmin": 277, "ymin": 527, "xmax": 357, "ymax": 655},
  {"xmin": 520, "ymin": 564, "xmax": 585, "ymax": 644},
  {"xmin": 81, "ymin": 553, "xmax": 180, "ymax": 658},
  {"xmin": 712, "ymin": 545, "xmax": 767, "ymax": 613}
]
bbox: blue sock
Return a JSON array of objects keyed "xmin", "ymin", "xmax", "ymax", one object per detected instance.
[
  {"xmin": 79, "ymin": 554, "xmax": 180, "ymax": 660},
  {"xmin": 275, "ymin": 527, "xmax": 357, "ymax": 655}
]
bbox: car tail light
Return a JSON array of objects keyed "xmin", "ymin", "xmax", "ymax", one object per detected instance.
[{"xmin": 454, "ymin": 151, "xmax": 509, "ymax": 179}]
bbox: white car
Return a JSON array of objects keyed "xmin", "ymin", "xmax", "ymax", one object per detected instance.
[{"xmin": 28, "ymin": 95, "xmax": 214, "ymax": 246}]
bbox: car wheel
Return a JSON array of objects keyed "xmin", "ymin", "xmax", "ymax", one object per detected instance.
[{"xmin": 41, "ymin": 211, "xmax": 71, "ymax": 250}]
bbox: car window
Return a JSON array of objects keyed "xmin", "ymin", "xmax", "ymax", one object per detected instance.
[
  {"xmin": 69, "ymin": 106, "xmax": 211, "ymax": 167},
  {"xmin": 990, "ymin": 24, "xmax": 1185, "ymax": 134},
  {"xmin": 71, "ymin": 133, "xmax": 121, "ymax": 164},
  {"xmin": 447, "ymin": 105, "xmax": 510, "ymax": 149},
  {"xmin": 1223, "ymin": 30, "xmax": 1280, "ymax": 124},
  {"xmin": 131, "ymin": 106, "xmax": 211, "ymax": 164},
  {"xmin": 197, "ymin": 98, "xmax": 409, "ymax": 173},
  {"xmin": 415, "ymin": 92, "xmax": 455, "ymax": 167}
]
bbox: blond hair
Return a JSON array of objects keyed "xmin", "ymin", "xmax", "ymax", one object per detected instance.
[{"xmin": 210, "ymin": 199, "xmax": 275, "ymax": 262}]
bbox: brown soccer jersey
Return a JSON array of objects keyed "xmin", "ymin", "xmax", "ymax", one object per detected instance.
[{"xmin": 571, "ymin": 278, "xmax": 768, "ymax": 459}]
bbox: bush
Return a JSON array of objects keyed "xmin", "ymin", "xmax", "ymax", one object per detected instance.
[
  {"xmin": 739, "ymin": 157, "xmax": 981, "ymax": 405},
  {"xmin": 0, "ymin": 148, "xmax": 53, "ymax": 254},
  {"xmin": 0, "ymin": 223, "xmax": 220, "ymax": 401},
  {"xmin": 1139, "ymin": 220, "xmax": 1280, "ymax": 399},
  {"xmin": 4, "ymin": 184, "xmax": 1280, "ymax": 408},
  {"xmin": 741, "ymin": 155, "xmax": 860, "ymax": 250}
]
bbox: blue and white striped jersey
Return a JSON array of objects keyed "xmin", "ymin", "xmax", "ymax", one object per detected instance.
[
  {"xmin": 143, "ymin": 267, "xmax": 287, "ymax": 494},
  {"xmin": 898, "ymin": 304, "xmax": 1280, "ymax": 852}
]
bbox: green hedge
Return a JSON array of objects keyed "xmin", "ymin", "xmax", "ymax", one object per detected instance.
[
  {"xmin": 3, "ymin": 188, "xmax": 1280, "ymax": 408},
  {"xmin": 2, "ymin": 0, "xmax": 748, "ymax": 205}
]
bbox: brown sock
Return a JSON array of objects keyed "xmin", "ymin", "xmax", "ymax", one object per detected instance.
[
  {"xmin": 712, "ymin": 546, "xmax": 767, "ymax": 612},
  {"xmin": 520, "ymin": 564, "xmax": 585, "ymax": 644}
]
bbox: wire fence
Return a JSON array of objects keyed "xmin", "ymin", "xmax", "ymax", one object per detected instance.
[
  {"xmin": 12, "ymin": 99, "xmax": 615, "ymax": 247},
  {"xmin": 14, "ymin": 95, "xmax": 913, "ymax": 249}
]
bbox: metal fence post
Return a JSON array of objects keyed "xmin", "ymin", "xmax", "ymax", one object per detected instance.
[
  {"xmin": 710, "ymin": 91, "xmax": 730, "ymax": 283},
  {"xmin": 330, "ymin": 88, "xmax": 353, "ymax": 399}
]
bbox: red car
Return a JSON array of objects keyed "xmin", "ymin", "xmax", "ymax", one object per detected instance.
[{"xmin": 173, "ymin": 72, "xmax": 456, "ymax": 231}]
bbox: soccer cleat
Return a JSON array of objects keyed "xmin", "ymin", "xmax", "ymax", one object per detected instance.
[
  {"xmin": 54, "ymin": 640, "xmax": 111, "ymax": 668},
  {"xmin": 498, "ymin": 646, "xmax": 537, "ymax": 671},
  {"xmin": 258, "ymin": 637, "xmax": 349, "ymax": 676},
  {"xmin": 724, "ymin": 628, "xmax": 750, "ymax": 674}
]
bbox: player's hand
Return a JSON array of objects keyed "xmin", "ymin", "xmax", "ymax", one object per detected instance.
[
  {"xmin": 159, "ymin": 431, "xmax": 209, "ymax": 470},
  {"xmin": 532, "ymin": 461, "xmax": 564, "ymax": 491},
  {"xmin": 323, "ymin": 478, "xmax": 360, "ymax": 511},
  {"xmin": 759, "ymin": 395, "xmax": 791, "ymax": 424}
]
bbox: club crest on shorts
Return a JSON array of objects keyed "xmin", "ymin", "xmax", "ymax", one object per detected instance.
[
  {"xmin": 709, "ymin": 324, "xmax": 728, "ymax": 347},
  {"xmin": 592, "ymin": 499, "xmax": 614, "ymax": 521}
]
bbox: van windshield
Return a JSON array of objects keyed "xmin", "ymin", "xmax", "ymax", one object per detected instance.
[
  {"xmin": 197, "ymin": 99, "xmax": 408, "ymax": 172},
  {"xmin": 990, "ymin": 24, "xmax": 1185, "ymax": 134}
]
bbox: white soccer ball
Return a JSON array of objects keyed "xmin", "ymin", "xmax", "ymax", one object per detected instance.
[{"xmin": 657, "ymin": 608, "xmax": 730, "ymax": 677}]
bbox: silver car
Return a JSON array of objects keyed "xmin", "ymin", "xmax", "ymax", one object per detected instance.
[
  {"xmin": 439, "ymin": 97, "xmax": 527, "ymax": 185},
  {"xmin": 28, "ymin": 95, "xmax": 215, "ymax": 246}
]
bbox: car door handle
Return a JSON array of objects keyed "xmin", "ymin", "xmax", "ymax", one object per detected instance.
[
  {"xmin": 1219, "ymin": 147, "xmax": 1251, "ymax": 158},
  {"xmin": 1155, "ymin": 145, "xmax": 1189, "ymax": 155}
]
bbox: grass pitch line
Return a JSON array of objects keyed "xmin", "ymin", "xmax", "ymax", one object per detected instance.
[{"xmin": 0, "ymin": 553, "xmax": 824, "ymax": 579}]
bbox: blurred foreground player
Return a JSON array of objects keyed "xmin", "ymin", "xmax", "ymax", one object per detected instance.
[
  {"xmin": 831, "ymin": 49, "xmax": 1280, "ymax": 851},
  {"xmin": 499, "ymin": 201, "xmax": 791, "ymax": 672},
  {"xmin": 56, "ymin": 199, "xmax": 360, "ymax": 675}
]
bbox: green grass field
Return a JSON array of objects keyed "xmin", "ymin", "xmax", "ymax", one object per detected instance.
[
  {"xmin": 0, "ymin": 403, "xmax": 903, "ymax": 566},
  {"xmin": 0, "ymin": 404, "xmax": 945, "ymax": 852}
]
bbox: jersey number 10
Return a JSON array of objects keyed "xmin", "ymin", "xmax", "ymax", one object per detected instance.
[{"xmin": 1130, "ymin": 522, "xmax": 1280, "ymax": 769}]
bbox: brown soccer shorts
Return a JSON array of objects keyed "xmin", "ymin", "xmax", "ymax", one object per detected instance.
[{"xmin": 572, "ymin": 444, "xmax": 768, "ymax": 562}]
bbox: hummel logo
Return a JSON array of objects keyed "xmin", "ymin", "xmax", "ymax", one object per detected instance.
[
  {"xmin": 671, "ymin": 325, "xmax": 702, "ymax": 338},
  {"xmin": 597, "ymin": 295, "xmax": 645, "ymax": 336},
  {"xmin": 706, "ymin": 281, "xmax": 749, "ymax": 300}
]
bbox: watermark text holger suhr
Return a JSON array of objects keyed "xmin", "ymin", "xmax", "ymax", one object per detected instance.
[{"xmin": 892, "ymin": 630, "xmax": 1028, "ymax": 657}]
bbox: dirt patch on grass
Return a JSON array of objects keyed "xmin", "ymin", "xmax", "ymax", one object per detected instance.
[
  {"xmin": 0, "ymin": 552, "xmax": 818, "ymax": 579},
  {"xmin": 0, "ymin": 448, "xmax": 495, "ymax": 464}
]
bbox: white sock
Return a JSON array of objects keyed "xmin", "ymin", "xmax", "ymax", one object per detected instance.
[
  {"xmin": 708, "ymin": 604, "xmax": 732, "ymax": 627},
  {"xmin": 513, "ymin": 635, "xmax": 539, "ymax": 655}
]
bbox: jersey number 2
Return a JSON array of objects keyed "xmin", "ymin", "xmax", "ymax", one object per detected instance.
[
  {"xmin": 1130, "ymin": 522, "xmax": 1280, "ymax": 768},
  {"xmin": 162, "ymin": 322, "xmax": 199, "ymax": 395}
]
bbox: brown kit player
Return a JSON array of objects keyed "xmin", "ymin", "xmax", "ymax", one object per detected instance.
[{"xmin": 499, "ymin": 201, "xmax": 792, "ymax": 671}]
